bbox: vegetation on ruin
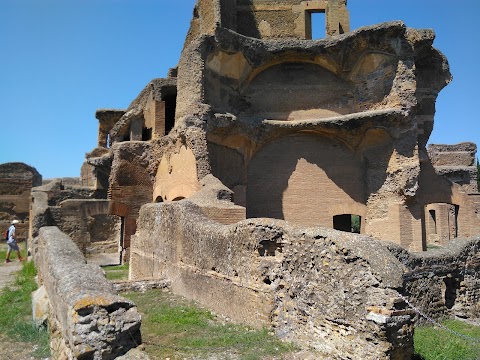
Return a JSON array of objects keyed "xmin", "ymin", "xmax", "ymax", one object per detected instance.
[
  {"xmin": 123, "ymin": 288, "xmax": 296, "ymax": 359},
  {"xmin": 414, "ymin": 319, "xmax": 480, "ymax": 360},
  {"xmin": 103, "ymin": 263, "xmax": 129, "ymax": 280},
  {"xmin": 0, "ymin": 260, "xmax": 50, "ymax": 358}
]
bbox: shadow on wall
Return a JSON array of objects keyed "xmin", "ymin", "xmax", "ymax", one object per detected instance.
[
  {"xmin": 235, "ymin": 0, "xmax": 261, "ymax": 39},
  {"xmin": 246, "ymin": 132, "xmax": 367, "ymax": 227},
  {"xmin": 241, "ymin": 62, "xmax": 354, "ymax": 121}
]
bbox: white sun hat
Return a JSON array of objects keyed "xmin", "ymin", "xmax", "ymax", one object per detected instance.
[{"xmin": 11, "ymin": 220, "xmax": 19, "ymax": 224}]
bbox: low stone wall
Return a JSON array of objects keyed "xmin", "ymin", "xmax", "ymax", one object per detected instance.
[
  {"xmin": 388, "ymin": 237, "xmax": 480, "ymax": 322},
  {"xmin": 131, "ymin": 201, "xmax": 415, "ymax": 359},
  {"xmin": 34, "ymin": 226, "xmax": 141, "ymax": 359}
]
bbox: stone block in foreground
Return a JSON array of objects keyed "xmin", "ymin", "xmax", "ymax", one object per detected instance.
[{"xmin": 35, "ymin": 226, "xmax": 141, "ymax": 360}]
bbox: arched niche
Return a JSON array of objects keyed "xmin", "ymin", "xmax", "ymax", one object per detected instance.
[
  {"xmin": 246, "ymin": 133, "xmax": 366, "ymax": 227},
  {"xmin": 241, "ymin": 61, "xmax": 354, "ymax": 121},
  {"xmin": 153, "ymin": 146, "xmax": 200, "ymax": 202}
]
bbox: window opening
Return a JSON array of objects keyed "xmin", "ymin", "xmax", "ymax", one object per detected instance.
[
  {"xmin": 142, "ymin": 127, "xmax": 152, "ymax": 141},
  {"xmin": 164, "ymin": 93, "xmax": 177, "ymax": 135},
  {"xmin": 429, "ymin": 209, "xmax": 437, "ymax": 234},
  {"xmin": 443, "ymin": 276, "xmax": 459, "ymax": 309},
  {"xmin": 333, "ymin": 214, "xmax": 361, "ymax": 233},
  {"xmin": 310, "ymin": 11, "xmax": 326, "ymax": 39}
]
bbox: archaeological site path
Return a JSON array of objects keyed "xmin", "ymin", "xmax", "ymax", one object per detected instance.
[{"xmin": 0, "ymin": 260, "xmax": 44, "ymax": 360}]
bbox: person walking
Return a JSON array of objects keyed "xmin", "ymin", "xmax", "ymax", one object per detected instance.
[{"xmin": 5, "ymin": 219, "xmax": 23, "ymax": 263}]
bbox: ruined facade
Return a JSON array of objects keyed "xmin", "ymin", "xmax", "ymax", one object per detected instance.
[
  {"xmin": 30, "ymin": 178, "xmax": 121, "ymax": 257},
  {"xmin": 84, "ymin": 0, "xmax": 479, "ymax": 253},
  {"xmin": 27, "ymin": 0, "xmax": 480, "ymax": 358},
  {"xmin": 0, "ymin": 162, "xmax": 42, "ymax": 242}
]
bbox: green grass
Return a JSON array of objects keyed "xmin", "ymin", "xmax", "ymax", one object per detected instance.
[
  {"xmin": 0, "ymin": 261, "xmax": 50, "ymax": 358},
  {"xmin": 0, "ymin": 242, "xmax": 27, "ymax": 262},
  {"xmin": 123, "ymin": 289, "xmax": 295, "ymax": 359},
  {"xmin": 426, "ymin": 244, "xmax": 443, "ymax": 250},
  {"xmin": 414, "ymin": 319, "xmax": 480, "ymax": 360},
  {"xmin": 102, "ymin": 263, "xmax": 129, "ymax": 280}
]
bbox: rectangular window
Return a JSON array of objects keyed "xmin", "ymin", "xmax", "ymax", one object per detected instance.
[{"xmin": 311, "ymin": 12, "xmax": 326, "ymax": 39}]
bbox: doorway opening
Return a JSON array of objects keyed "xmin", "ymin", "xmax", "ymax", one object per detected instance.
[
  {"xmin": 424, "ymin": 203, "xmax": 459, "ymax": 246},
  {"xmin": 163, "ymin": 89, "xmax": 177, "ymax": 135}
]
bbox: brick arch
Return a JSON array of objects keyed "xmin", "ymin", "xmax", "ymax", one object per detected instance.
[
  {"xmin": 241, "ymin": 57, "xmax": 343, "ymax": 91},
  {"xmin": 246, "ymin": 132, "xmax": 365, "ymax": 227}
]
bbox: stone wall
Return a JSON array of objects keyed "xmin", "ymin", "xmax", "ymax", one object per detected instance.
[
  {"xmin": 388, "ymin": 237, "xmax": 480, "ymax": 322},
  {"xmin": 428, "ymin": 142, "xmax": 478, "ymax": 193},
  {"xmin": 30, "ymin": 183, "xmax": 120, "ymax": 256},
  {"xmin": 174, "ymin": 18, "xmax": 468, "ymax": 251},
  {"xmin": 130, "ymin": 199, "xmax": 480, "ymax": 358},
  {"xmin": 131, "ymin": 200, "xmax": 416, "ymax": 359},
  {"xmin": 33, "ymin": 226, "xmax": 141, "ymax": 359},
  {"xmin": 234, "ymin": 0, "xmax": 349, "ymax": 39},
  {"xmin": 0, "ymin": 162, "xmax": 42, "ymax": 242},
  {"xmin": 108, "ymin": 142, "xmax": 153, "ymax": 257}
]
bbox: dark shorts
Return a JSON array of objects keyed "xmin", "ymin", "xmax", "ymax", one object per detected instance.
[{"xmin": 7, "ymin": 241, "xmax": 19, "ymax": 252}]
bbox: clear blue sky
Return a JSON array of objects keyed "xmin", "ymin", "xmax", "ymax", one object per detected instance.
[{"xmin": 1, "ymin": 0, "xmax": 478, "ymax": 178}]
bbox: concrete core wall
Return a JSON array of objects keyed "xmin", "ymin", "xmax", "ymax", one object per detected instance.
[
  {"xmin": 130, "ymin": 199, "xmax": 479, "ymax": 358},
  {"xmin": 131, "ymin": 201, "xmax": 416, "ymax": 359}
]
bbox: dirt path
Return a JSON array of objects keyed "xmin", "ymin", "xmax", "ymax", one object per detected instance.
[{"xmin": 0, "ymin": 260, "xmax": 22, "ymax": 288}]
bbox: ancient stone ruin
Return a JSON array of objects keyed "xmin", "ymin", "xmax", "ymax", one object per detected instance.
[
  {"xmin": 0, "ymin": 162, "xmax": 42, "ymax": 242},
  {"xmin": 14, "ymin": 0, "xmax": 480, "ymax": 358}
]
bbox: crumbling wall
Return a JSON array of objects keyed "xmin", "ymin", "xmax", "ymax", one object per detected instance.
[
  {"xmin": 428, "ymin": 142, "xmax": 478, "ymax": 193},
  {"xmin": 415, "ymin": 155, "xmax": 480, "ymax": 247},
  {"xmin": 0, "ymin": 162, "xmax": 42, "ymax": 241},
  {"xmin": 108, "ymin": 141, "xmax": 153, "ymax": 259},
  {"xmin": 33, "ymin": 226, "xmax": 141, "ymax": 359},
  {"xmin": 30, "ymin": 184, "xmax": 119, "ymax": 255},
  {"xmin": 109, "ymin": 78, "xmax": 177, "ymax": 143},
  {"xmin": 235, "ymin": 0, "xmax": 349, "ymax": 39},
  {"xmin": 172, "ymin": 16, "xmax": 480, "ymax": 252},
  {"xmin": 387, "ymin": 237, "xmax": 480, "ymax": 321},
  {"xmin": 131, "ymin": 200, "xmax": 415, "ymax": 359}
]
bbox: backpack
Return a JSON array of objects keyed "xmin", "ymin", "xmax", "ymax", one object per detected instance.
[{"xmin": 3, "ymin": 229, "xmax": 8, "ymax": 241}]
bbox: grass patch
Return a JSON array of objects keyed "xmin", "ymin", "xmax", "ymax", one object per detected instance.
[
  {"xmin": 414, "ymin": 319, "xmax": 480, "ymax": 360},
  {"xmin": 102, "ymin": 263, "xmax": 129, "ymax": 280},
  {"xmin": 123, "ymin": 289, "xmax": 295, "ymax": 359},
  {"xmin": 0, "ymin": 261, "xmax": 50, "ymax": 358}
]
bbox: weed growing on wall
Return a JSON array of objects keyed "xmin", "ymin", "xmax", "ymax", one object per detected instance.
[{"xmin": 0, "ymin": 261, "xmax": 50, "ymax": 358}]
